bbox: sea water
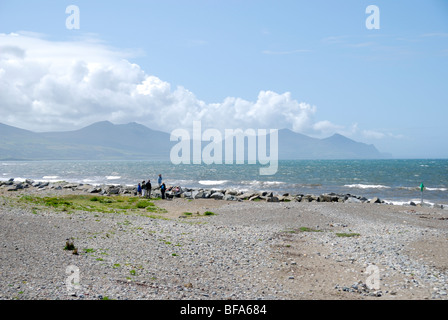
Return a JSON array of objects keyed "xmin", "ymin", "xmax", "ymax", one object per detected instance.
[{"xmin": 1, "ymin": 159, "xmax": 447, "ymax": 206}]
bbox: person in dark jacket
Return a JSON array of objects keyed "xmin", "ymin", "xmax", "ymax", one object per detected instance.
[
  {"xmin": 146, "ymin": 180, "xmax": 152, "ymax": 198},
  {"xmin": 160, "ymin": 183, "xmax": 166, "ymax": 199}
]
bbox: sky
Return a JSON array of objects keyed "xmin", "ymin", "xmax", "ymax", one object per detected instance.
[{"xmin": 0, "ymin": 0, "xmax": 447, "ymax": 158}]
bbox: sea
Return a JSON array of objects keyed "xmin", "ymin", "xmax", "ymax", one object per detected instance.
[{"xmin": 1, "ymin": 159, "xmax": 447, "ymax": 206}]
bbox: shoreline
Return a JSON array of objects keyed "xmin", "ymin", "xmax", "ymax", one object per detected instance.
[{"xmin": 1, "ymin": 177, "xmax": 446, "ymax": 210}]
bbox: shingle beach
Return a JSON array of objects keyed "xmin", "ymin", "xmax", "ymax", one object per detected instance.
[{"xmin": 1, "ymin": 180, "xmax": 447, "ymax": 300}]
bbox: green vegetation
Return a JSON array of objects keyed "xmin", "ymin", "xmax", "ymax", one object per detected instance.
[
  {"xmin": 64, "ymin": 239, "xmax": 76, "ymax": 251},
  {"xmin": 204, "ymin": 211, "xmax": 215, "ymax": 216},
  {"xmin": 336, "ymin": 232, "xmax": 360, "ymax": 238},
  {"xmin": 298, "ymin": 227, "xmax": 322, "ymax": 232},
  {"xmin": 16, "ymin": 194, "xmax": 169, "ymax": 217}
]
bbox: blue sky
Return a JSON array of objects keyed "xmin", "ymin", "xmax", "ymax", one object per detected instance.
[{"xmin": 0, "ymin": 0, "xmax": 447, "ymax": 158}]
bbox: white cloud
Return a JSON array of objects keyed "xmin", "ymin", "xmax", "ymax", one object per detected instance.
[{"xmin": 0, "ymin": 32, "xmax": 359, "ymax": 137}]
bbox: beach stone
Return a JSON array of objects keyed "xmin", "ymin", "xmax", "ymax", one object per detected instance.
[
  {"xmin": 318, "ymin": 194, "xmax": 333, "ymax": 202},
  {"xmin": 248, "ymin": 195, "xmax": 262, "ymax": 201},
  {"xmin": 209, "ymin": 192, "xmax": 224, "ymax": 200},
  {"xmin": 237, "ymin": 192, "xmax": 256, "ymax": 200},
  {"xmin": 194, "ymin": 191, "xmax": 205, "ymax": 199},
  {"xmin": 224, "ymin": 195, "xmax": 238, "ymax": 201},
  {"xmin": 225, "ymin": 190, "xmax": 238, "ymax": 196},
  {"xmin": 345, "ymin": 197, "xmax": 362, "ymax": 203},
  {"xmin": 370, "ymin": 197, "xmax": 381, "ymax": 204},
  {"xmin": 63, "ymin": 183, "xmax": 78, "ymax": 189},
  {"xmin": 88, "ymin": 187, "xmax": 101, "ymax": 193},
  {"xmin": 106, "ymin": 186, "xmax": 120, "ymax": 195}
]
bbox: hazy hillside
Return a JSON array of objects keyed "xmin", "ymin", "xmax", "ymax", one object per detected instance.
[{"xmin": 0, "ymin": 121, "xmax": 390, "ymax": 161}]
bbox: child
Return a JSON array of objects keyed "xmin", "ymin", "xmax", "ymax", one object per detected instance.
[{"xmin": 137, "ymin": 183, "xmax": 142, "ymax": 197}]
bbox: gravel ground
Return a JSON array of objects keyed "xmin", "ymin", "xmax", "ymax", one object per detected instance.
[{"xmin": 1, "ymin": 188, "xmax": 447, "ymax": 300}]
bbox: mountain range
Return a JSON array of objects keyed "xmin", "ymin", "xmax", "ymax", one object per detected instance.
[{"xmin": 0, "ymin": 121, "xmax": 391, "ymax": 161}]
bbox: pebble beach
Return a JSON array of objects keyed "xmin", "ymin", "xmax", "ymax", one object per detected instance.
[{"xmin": 1, "ymin": 179, "xmax": 448, "ymax": 301}]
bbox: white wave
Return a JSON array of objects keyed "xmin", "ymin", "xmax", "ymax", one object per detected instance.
[
  {"xmin": 344, "ymin": 184, "xmax": 391, "ymax": 189},
  {"xmin": 43, "ymin": 176, "xmax": 59, "ymax": 179},
  {"xmin": 198, "ymin": 180, "xmax": 228, "ymax": 186},
  {"xmin": 263, "ymin": 181, "xmax": 285, "ymax": 185},
  {"xmin": 383, "ymin": 200, "xmax": 411, "ymax": 206},
  {"xmin": 426, "ymin": 187, "xmax": 448, "ymax": 191},
  {"xmin": 106, "ymin": 176, "xmax": 121, "ymax": 180}
]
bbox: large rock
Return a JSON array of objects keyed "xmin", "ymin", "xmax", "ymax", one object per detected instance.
[
  {"xmin": 106, "ymin": 186, "xmax": 120, "ymax": 195},
  {"xmin": 266, "ymin": 196, "xmax": 279, "ymax": 202},
  {"xmin": 345, "ymin": 197, "xmax": 362, "ymax": 203},
  {"xmin": 370, "ymin": 197, "xmax": 382, "ymax": 204},
  {"xmin": 209, "ymin": 192, "xmax": 224, "ymax": 200},
  {"xmin": 224, "ymin": 194, "xmax": 239, "ymax": 201},
  {"xmin": 194, "ymin": 191, "xmax": 206, "ymax": 199},
  {"xmin": 225, "ymin": 189, "xmax": 238, "ymax": 196}
]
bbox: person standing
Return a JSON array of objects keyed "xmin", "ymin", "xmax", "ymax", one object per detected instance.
[
  {"xmin": 146, "ymin": 179, "xmax": 152, "ymax": 198},
  {"xmin": 160, "ymin": 183, "xmax": 166, "ymax": 199},
  {"xmin": 141, "ymin": 180, "xmax": 146, "ymax": 198},
  {"xmin": 137, "ymin": 183, "xmax": 142, "ymax": 197},
  {"xmin": 158, "ymin": 174, "xmax": 162, "ymax": 187}
]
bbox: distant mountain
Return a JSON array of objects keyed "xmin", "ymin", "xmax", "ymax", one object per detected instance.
[
  {"xmin": 277, "ymin": 130, "xmax": 388, "ymax": 159},
  {"xmin": 0, "ymin": 121, "xmax": 171, "ymax": 160},
  {"xmin": 0, "ymin": 121, "xmax": 390, "ymax": 161}
]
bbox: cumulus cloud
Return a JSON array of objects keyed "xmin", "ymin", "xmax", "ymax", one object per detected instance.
[{"xmin": 0, "ymin": 32, "xmax": 341, "ymax": 136}]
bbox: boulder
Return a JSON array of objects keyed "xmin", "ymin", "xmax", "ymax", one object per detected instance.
[
  {"xmin": 248, "ymin": 195, "xmax": 263, "ymax": 201},
  {"xmin": 266, "ymin": 196, "xmax": 279, "ymax": 202},
  {"xmin": 318, "ymin": 194, "xmax": 333, "ymax": 202},
  {"xmin": 209, "ymin": 192, "xmax": 224, "ymax": 200},
  {"xmin": 106, "ymin": 186, "xmax": 120, "ymax": 195},
  {"xmin": 225, "ymin": 189, "xmax": 238, "ymax": 196},
  {"xmin": 194, "ymin": 191, "xmax": 206, "ymax": 199},
  {"xmin": 88, "ymin": 187, "xmax": 101, "ymax": 193},
  {"xmin": 370, "ymin": 197, "xmax": 381, "ymax": 204},
  {"xmin": 345, "ymin": 197, "xmax": 362, "ymax": 203},
  {"xmin": 224, "ymin": 194, "xmax": 238, "ymax": 201}
]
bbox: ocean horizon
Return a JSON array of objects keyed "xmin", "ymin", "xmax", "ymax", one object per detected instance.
[{"xmin": 1, "ymin": 159, "xmax": 447, "ymax": 206}]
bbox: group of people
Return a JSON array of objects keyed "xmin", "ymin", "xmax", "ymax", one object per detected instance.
[{"xmin": 137, "ymin": 174, "xmax": 167, "ymax": 199}]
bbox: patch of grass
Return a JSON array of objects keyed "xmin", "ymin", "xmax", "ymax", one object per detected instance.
[
  {"xmin": 336, "ymin": 232, "xmax": 360, "ymax": 238},
  {"xmin": 299, "ymin": 227, "xmax": 322, "ymax": 232},
  {"xmin": 204, "ymin": 211, "xmax": 215, "ymax": 216},
  {"xmin": 64, "ymin": 239, "xmax": 76, "ymax": 251},
  {"xmin": 113, "ymin": 263, "xmax": 121, "ymax": 269},
  {"xmin": 136, "ymin": 200, "xmax": 152, "ymax": 208},
  {"xmin": 146, "ymin": 214, "xmax": 170, "ymax": 220},
  {"xmin": 44, "ymin": 197, "xmax": 73, "ymax": 207},
  {"xmin": 17, "ymin": 194, "xmax": 168, "ymax": 216},
  {"xmin": 183, "ymin": 212, "xmax": 193, "ymax": 216},
  {"xmin": 146, "ymin": 206, "xmax": 168, "ymax": 214},
  {"xmin": 130, "ymin": 269, "xmax": 136, "ymax": 276}
]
